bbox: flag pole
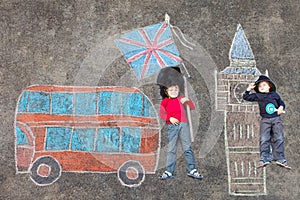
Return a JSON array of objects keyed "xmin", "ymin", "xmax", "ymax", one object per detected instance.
[
  {"xmin": 166, "ymin": 13, "xmax": 194, "ymax": 141},
  {"xmin": 183, "ymin": 75, "xmax": 194, "ymax": 142}
]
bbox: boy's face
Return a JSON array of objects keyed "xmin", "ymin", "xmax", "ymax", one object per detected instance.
[
  {"xmin": 166, "ymin": 85, "xmax": 179, "ymax": 98},
  {"xmin": 258, "ymin": 81, "xmax": 271, "ymax": 93}
]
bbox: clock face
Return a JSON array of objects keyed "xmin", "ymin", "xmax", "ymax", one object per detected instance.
[{"xmin": 233, "ymin": 82, "xmax": 249, "ymax": 103}]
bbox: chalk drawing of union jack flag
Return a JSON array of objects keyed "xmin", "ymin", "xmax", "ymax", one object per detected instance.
[{"xmin": 115, "ymin": 21, "xmax": 182, "ymax": 80}]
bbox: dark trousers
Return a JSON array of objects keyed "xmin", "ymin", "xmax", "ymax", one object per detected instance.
[{"xmin": 260, "ymin": 116, "xmax": 285, "ymax": 162}]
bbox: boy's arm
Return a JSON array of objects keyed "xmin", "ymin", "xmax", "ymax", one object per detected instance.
[
  {"xmin": 160, "ymin": 100, "xmax": 170, "ymax": 121},
  {"xmin": 187, "ymin": 99, "xmax": 195, "ymax": 110},
  {"xmin": 243, "ymin": 83, "xmax": 258, "ymax": 101},
  {"xmin": 243, "ymin": 91, "xmax": 258, "ymax": 101},
  {"xmin": 180, "ymin": 97, "xmax": 195, "ymax": 110},
  {"xmin": 277, "ymin": 106, "xmax": 284, "ymax": 115},
  {"xmin": 276, "ymin": 93, "xmax": 286, "ymax": 109},
  {"xmin": 276, "ymin": 93, "xmax": 286, "ymax": 115}
]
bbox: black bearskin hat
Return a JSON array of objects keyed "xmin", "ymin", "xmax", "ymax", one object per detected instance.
[
  {"xmin": 156, "ymin": 66, "xmax": 184, "ymax": 98},
  {"xmin": 254, "ymin": 75, "xmax": 276, "ymax": 93}
]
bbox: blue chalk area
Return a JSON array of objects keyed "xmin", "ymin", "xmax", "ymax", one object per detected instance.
[
  {"xmin": 71, "ymin": 128, "xmax": 95, "ymax": 152},
  {"xmin": 117, "ymin": 29, "xmax": 147, "ymax": 47},
  {"xmin": 121, "ymin": 127, "xmax": 141, "ymax": 153},
  {"xmin": 17, "ymin": 90, "xmax": 157, "ymax": 118},
  {"xmin": 160, "ymin": 42, "xmax": 180, "ymax": 56},
  {"xmin": 146, "ymin": 62, "xmax": 161, "ymax": 78},
  {"xmin": 27, "ymin": 92, "xmax": 50, "ymax": 113},
  {"xmin": 75, "ymin": 93, "xmax": 97, "ymax": 115},
  {"xmin": 144, "ymin": 22, "xmax": 163, "ymax": 43},
  {"xmin": 52, "ymin": 93, "xmax": 73, "ymax": 115},
  {"xmin": 114, "ymin": 40, "xmax": 146, "ymax": 59},
  {"xmin": 98, "ymin": 91, "xmax": 121, "ymax": 115},
  {"xmin": 17, "ymin": 91, "xmax": 29, "ymax": 112},
  {"xmin": 143, "ymin": 97, "xmax": 156, "ymax": 117},
  {"xmin": 158, "ymin": 50, "xmax": 180, "ymax": 66},
  {"xmin": 231, "ymin": 26, "xmax": 254, "ymax": 60},
  {"xmin": 96, "ymin": 128, "xmax": 120, "ymax": 152},
  {"xmin": 222, "ymin": 67, "xmax": 261, "ymax": 75},
  {"xmin": 129, "ymin": 54, "xmax": 147, "ymax": 80},
  {"xmin": 125, "ymin": 49, "xmax": 147, "ymax": 63},
  {"xmin": 45, "ymin": 127, "xmax": 72, "ymax": 150},
  {"xmin": 122, "ymin": 93, "xmax": 143, "ymax": 116},
  {"xmin": 16, "ymin": 126, "xmax": 29, "ymax": 145},
  {"xmin": 157, "ymin": 22, "xmax": 171, "ymax": 44}
]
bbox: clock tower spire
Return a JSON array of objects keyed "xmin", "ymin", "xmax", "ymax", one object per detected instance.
[{"xmin": 222, "ymin": 24, "xmax": 261, "ymax": 75}]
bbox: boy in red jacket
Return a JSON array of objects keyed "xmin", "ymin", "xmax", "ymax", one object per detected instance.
[{"xmin": 159, "ymin": 83, "xmax": 203, "ymax": 180}]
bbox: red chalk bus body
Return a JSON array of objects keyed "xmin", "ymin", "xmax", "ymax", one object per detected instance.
[{"xmin": 15, "ymin": 85, "xmax": 160, "ymax": 187}]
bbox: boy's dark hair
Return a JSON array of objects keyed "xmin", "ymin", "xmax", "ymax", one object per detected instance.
[{"xmin": 157, "ymin": 66, "xmax": 184, "ymax": 99}]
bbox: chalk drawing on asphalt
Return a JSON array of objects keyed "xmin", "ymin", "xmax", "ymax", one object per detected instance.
[
  {"xmin": 15, "ymin": 85, "xmax": 160, "ymax": 187},
  {"xmin": 216, "ymin": 24, "xmax": 267, "ymax": 196}
]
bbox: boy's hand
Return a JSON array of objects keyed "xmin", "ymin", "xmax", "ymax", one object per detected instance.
[
  {"xmin": 180, "ymin": 97, "xmax": 189, "ymax": 104},
  {"xmin": 170, "ymin": 117, "xmax": 179, "ymax": 125},
  {"xmin": 277, "ymin": 106, "xmax": 284, "ymax": 115},
  {"xmin": 247, "ymin": 83, "xmax": 256, "ymax": 91}
]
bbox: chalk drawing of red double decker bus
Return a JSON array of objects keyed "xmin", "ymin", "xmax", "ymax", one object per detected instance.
[{"xmin": 15, "ymin": 85, "xmax": 160, "ymax": 187}]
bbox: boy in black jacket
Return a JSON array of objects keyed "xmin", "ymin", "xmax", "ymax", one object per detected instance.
[{"xmin": 243, "ymin": 75, "xmax": 291, "ymax": 169}]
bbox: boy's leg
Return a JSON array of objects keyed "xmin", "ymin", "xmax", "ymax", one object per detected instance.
[
  {"xmin": 271, "ymin": 117, "xmax": 285, "ymax": 161},
  {"xmin": 179, "ymin": 123, "xmax": 195, "ymax": 172},
  {"xmin": 270, "ymin": 129, "xmax": 275, "ymax": 162},
  {"xmin": 166, "ymin": 124, "xmax": 180, "ymax": 175},
  {"xmin": 260, "ymin": 118, "xmax": 272, "ymax": 162}
]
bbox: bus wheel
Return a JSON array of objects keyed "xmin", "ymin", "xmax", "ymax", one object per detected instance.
[
  {"xmin": 118, "ymin": 160, "xmax": 145, "ymax": 187},
  {"xmin": 30, "ymin": 156, "xmax": 61, "ymax": 186}
]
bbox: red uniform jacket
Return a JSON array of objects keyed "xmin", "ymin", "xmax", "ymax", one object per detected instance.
[{"xmin": 160, "ymin": 96, "xmax": 195, "ymax": 124}]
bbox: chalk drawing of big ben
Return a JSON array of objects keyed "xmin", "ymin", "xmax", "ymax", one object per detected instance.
[{"xmin": 216, "ymin": 24, "xmax": 268, "ymax": 196}]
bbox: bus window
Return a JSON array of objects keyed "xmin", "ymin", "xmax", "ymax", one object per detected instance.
[
  {"xmin": 45, "ymin": 127, "xmax": 72, "ymax": 150},
  {"xmin": 18, "ymin": 91, "xmax": 29, "ymax": 112},
  {"xmin": 122, "ymin": 93, "xmax": 143, "ymax": 116},
  {"xmin": 52, "ymin": 93, "xmax": 73, "ymax": 115},
  {"xmin": 75, "ymin": 93, "xmax": 97, "ymax": 115},
  {"xmin": 121, "ymin": 127, "xmax": 141, "ymax": 153},
  {"xmin": 143, "ymin": 97, "xmax": 156, "ymax": 117},
  {"xmin": 98, "ymin": 91, "xmax": 121, "ymax": 115},
  {"xmin": 71, "ymin": 128, "xmax": 95, "ymax": 152},
  {"xmin": 96, "ymin": 128, "xmax": 120, "ymax": 152},
  {"xmin": 28, "ymin": 91, "xmax": 50, "ymax": 113},
  {"xmin": 16, "ymin": 126, "xmax": 29, "ymax": 145}
]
